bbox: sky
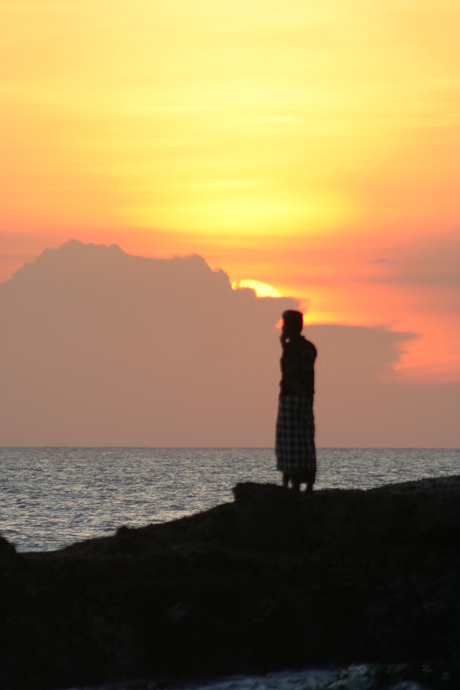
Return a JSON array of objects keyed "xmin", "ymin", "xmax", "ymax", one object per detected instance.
[{"xmin": 1, "ymin": 1, "xmax": 459, "ymax": 395}]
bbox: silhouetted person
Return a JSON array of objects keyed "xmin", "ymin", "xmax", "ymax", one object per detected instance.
[{"xmin": 275, "ymin": 310, "xmax": 317, "ymax": 492}]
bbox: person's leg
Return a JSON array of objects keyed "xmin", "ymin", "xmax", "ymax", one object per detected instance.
[
  {"xmin": 306, "ymin": 481, "xmax": 313, "ymax": 493},
  {"xmin": 292, "ymin": 479, "xmax": 300, "ymax": 492}
]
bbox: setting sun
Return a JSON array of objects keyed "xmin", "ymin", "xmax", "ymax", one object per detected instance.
[{"xmin": 232, "ymin": 279, "xmax": 282, "ymax": 298}]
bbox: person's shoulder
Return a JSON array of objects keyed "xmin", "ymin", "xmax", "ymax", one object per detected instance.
[{"xmin": 301, "ymin": 336, "xmax": 317, "ymax": 356}]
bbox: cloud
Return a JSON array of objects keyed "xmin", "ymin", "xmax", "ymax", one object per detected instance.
[
  {"xmin": 1, "ymin": 241, "xmax": 458, "ymax": 447},
  {"xmin": 369, "ymin": 233, "xmax": 460, "ymax": 287},
  {"xmin": 309, "ymin": 325, "xmax": 460, "ymax": 448},
  {"xmin": 124, "ymin": 105, "xmax": 222, "ymax": 115},
  {"xmin": 370, "ymin": 257, "xmax": 391, "ymax": 265},
  {"xmin": 0, "ymin": 232, "xmax": 62, "ymax": 284},
  {"xmin": 0, "ymin": 241, "xmax": 296, "ymax": 446}
]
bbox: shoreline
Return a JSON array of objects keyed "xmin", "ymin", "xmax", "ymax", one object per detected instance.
[{"xmin": 1, "ymin": 476, "xmax": 460, "ymax": 689}]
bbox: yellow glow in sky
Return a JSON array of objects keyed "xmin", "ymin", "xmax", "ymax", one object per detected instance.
[
  {"xmin": 2, "ymin": 0, "xmax": 459, "ymax": 236},
  {"xmin": 0, "ymin": 0, "xmax": 459, "ymax": 381}
]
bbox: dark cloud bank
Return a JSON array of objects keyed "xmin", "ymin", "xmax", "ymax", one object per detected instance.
[{"xmin": 1, "ymin": 240, "xmax": 458, "ymax": 447}]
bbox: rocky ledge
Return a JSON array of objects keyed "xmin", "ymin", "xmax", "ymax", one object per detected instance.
[{"xmin": 1, "ymin": 476, "xmax": 460, "ymax": 690}]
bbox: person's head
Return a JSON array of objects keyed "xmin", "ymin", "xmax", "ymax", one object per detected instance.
[{"xmin": 281, "ymin": 310, "xmax": 303, "ymax": 339}]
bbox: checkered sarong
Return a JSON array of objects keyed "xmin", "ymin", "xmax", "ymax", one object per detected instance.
[{"xmin": 275, "ymin": 395, "xmax": 316, "ymax": 476}]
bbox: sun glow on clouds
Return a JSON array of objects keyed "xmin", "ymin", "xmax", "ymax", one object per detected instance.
[{"xmin": 232, "ymin": 280, "xmax": 282, "ymax": 298}]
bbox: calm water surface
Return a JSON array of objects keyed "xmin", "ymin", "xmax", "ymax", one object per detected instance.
[{"xmin": 0, "ymin": 447, "xmax": 458, "ymax": 553}]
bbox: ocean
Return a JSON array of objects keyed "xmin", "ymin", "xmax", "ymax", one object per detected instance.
[
  {"xmin": 1, "ymin": 447, "xmax": 459, "ymax": 553},
  {"xmin": 1, "ymin": 447, "xmax": 459, "ymax": 690}
]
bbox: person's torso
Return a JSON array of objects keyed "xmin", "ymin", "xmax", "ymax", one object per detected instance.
[{"xmin": 280, "ymin": 336, "xmax": 317, "ymax": 397}]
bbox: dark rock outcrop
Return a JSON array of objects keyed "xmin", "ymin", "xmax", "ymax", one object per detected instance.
[{"xmin": 1, "ymin": 476, "xmax": 460, "ymax": 689}]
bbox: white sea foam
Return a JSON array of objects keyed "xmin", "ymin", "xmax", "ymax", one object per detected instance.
[{"xmin": 67, "ymin": 664, "xmax": 428, "ymax": 689}]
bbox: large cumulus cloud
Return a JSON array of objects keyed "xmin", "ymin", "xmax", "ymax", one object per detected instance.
[{"xmin": 1, "ymin": 240, "xmax": 458, "ymax": 447}]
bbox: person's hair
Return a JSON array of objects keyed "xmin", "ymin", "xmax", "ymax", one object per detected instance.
[{"xmin": 282, "ymin": 310, "xmax": 303, "ymax": 333}]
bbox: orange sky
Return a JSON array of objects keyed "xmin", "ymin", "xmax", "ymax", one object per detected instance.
[{"xmin": 1, "ymin": 0, "xmax": 459, "ymax": 382}]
